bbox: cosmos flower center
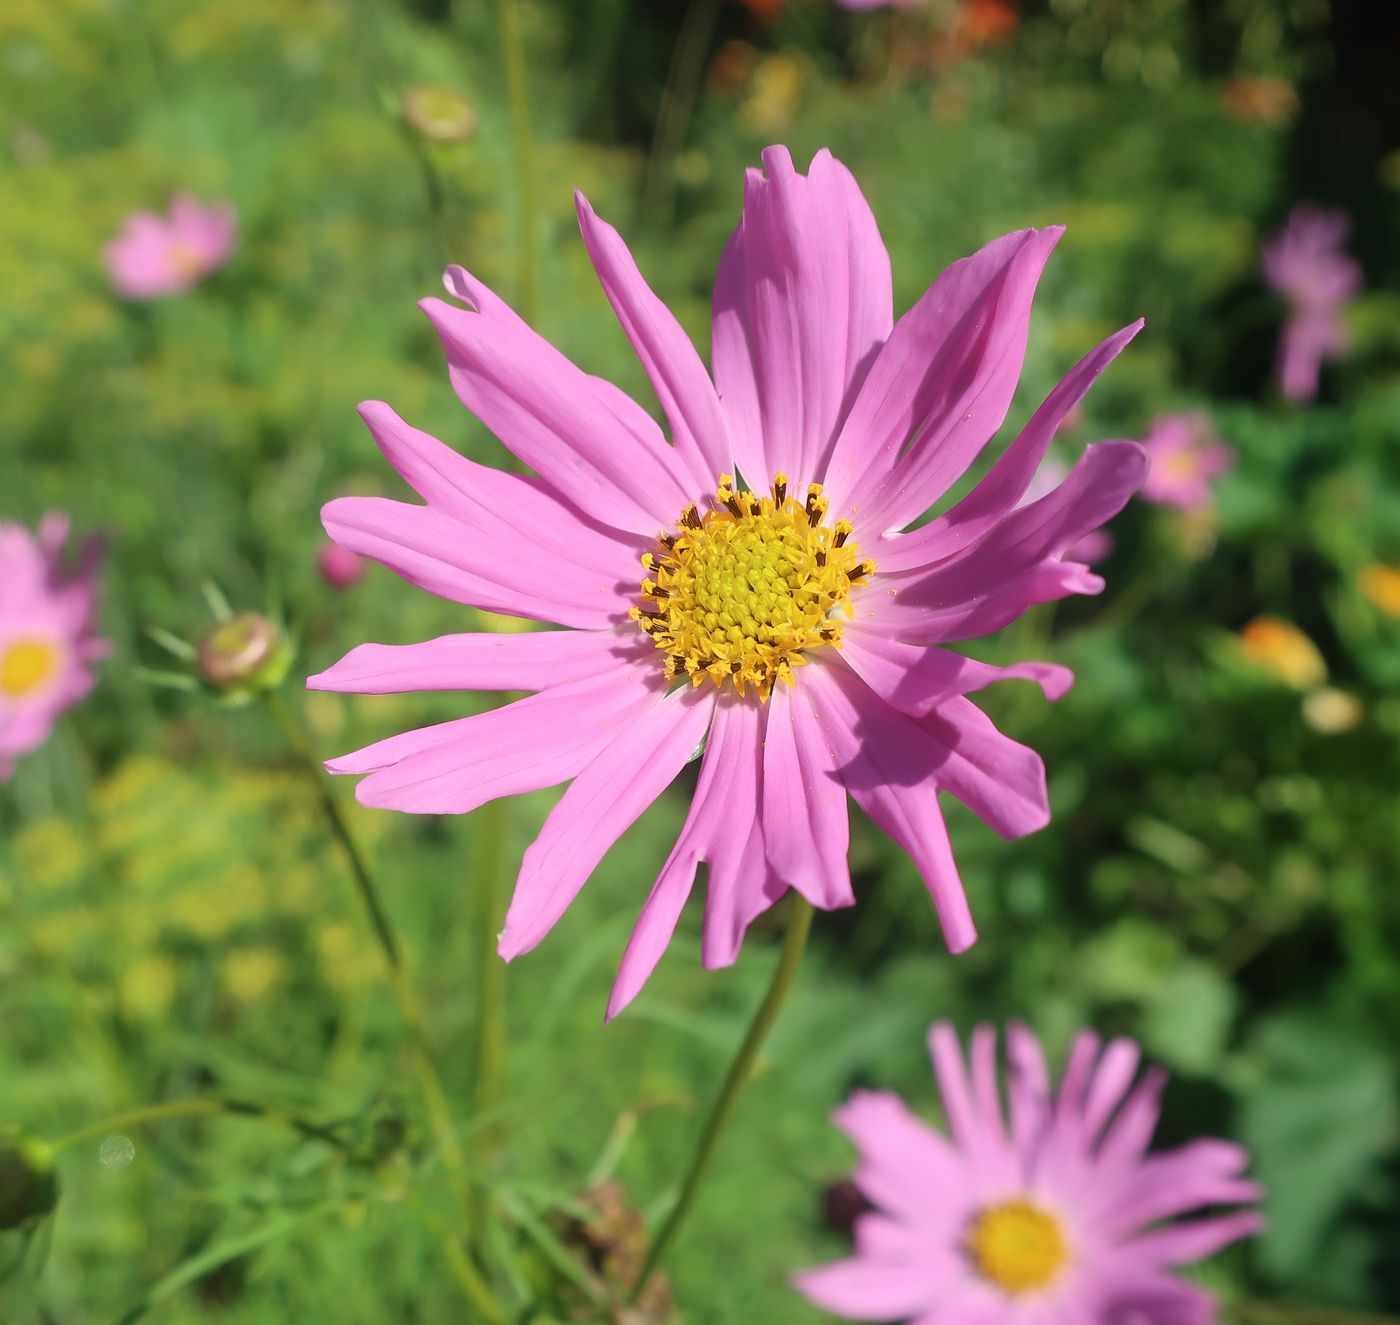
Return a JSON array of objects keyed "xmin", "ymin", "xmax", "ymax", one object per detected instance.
[
  {"xmin": 965, "ymin": 1198, "xmax": 1069, "ymax": 1296},
  {"xmin": 168, "ymin": 240, "xmax": 204, "ymax": 280},
  {"xmin": 0, "ymin": 638, "xmax": 63, "ymax": 699},
  {"xmin": 630, "ymin": 474, "xmax": 871, "ymax": 700}
]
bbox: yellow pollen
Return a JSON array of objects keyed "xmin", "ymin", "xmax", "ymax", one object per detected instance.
[
  {"xmin": 0, "ymin": 638, "xmax": 62, "ymax": 699},
  {"xmin": 631, "ymin": 475, "xmax": 871, "ymax": 700},
  {"xmin": 965, "ymin": 1199, "xmax": 1069, "ymax": 1296}
]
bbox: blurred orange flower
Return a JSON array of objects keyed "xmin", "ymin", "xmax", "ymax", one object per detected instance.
[
  {"xmin": 1239, "ymin": 617, "xmax": 1327, "ymax": 690},
  {"xmin": 736, "ymin": 0, "xmax": 786, "ymax": 21},
  {"xmin": 955, "ymin": 0, "xmax": 1018, "ymax": 52},
  {"xmin": 1358, "ymin": 564, "xmax": 1400, "ymax": 618},
  {"xmin": 1223, "ymin": 75, "xmax": 1298, "ymax": 126}
]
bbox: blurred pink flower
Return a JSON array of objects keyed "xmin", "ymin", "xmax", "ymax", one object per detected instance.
[
  {"xmin": 104, "ymin": 193, "xmax": 237, "ymax": 300},
  {"xmin": 1260, "ymin": 204, "xmax": 1361, "ymax": 403},
  {"xmin": 0, "ymin": 515, "xmax": 107, "ymax": 780},
  {"xmin": 797, "ymin": 1022, "xmax": 1263, "ymax": 1323},
  {"xmin": 310, "ymin": 145, "xmax": 1145, "ymax": 1017},
  {"xmin": 318, "ymin": 541, "xmax": 365, "ymax": 590},
  {"xmin": 1139, "ymin": 413, "xmax": 1233, "ymax": 511}
]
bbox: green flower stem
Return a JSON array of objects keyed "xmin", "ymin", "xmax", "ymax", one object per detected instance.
[
  {"xmin": 641, "ymin": 0, "xmax": 724, "ymax": 229},
  {"xmin": 631, "ymin": 895, "xmax": 815, "ymax": 1300},
  {"xmin": 1233, "ymin": 1304, "xmax": 1400, "ymax": 1325},
  {"xmin": 50, "ymin": 1097, "xmax": 349, "ymax": 1156},
  {"xmin": 266, "ymin": 695, "xmax": 477, "ymax": 1231},
  {"xmin": 471, "ymin": 796, "xmax": 511, "ymax": 1152},
  {"xmin": 495, "ymin": 0, "xmax": 538, "ymax": 323}
]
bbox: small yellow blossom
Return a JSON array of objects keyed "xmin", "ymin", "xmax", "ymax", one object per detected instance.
[
  {"xmin": 1239, "ymin": 617, "xmax": 1327, "ymax": 690},
  {"xmin": 1358, "ymin": 564, "xmax": 1400, "ymax": 618}
]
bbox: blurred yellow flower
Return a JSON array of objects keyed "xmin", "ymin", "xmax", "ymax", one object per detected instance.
[
  {"xmin": 741, "ymin": 53, "xmax": 805, "ymax": 135},
  {"xmin": 1239, "ymin": 617, "xmax": 1327, "ymax": 690},
  {"xmin": 221, "ymin": 947, "xmax": 286, "ymax": 1005},
  {"xmin": 1301, "ymin": 688, "xmax": 1364, "ymax": 735},
  {"xmin": 1358, "ymin": 564, "xmax": 1400, "ymax": 618},
  {"xmin": 120, "ymin": 955, "xmax": 179, "ymax": 1022}
]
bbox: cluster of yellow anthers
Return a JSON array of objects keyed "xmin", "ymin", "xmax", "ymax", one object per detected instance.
[
  {"xmin": 629, "ymin": 474, "xmax": 873, "ymax": 701},
  {"xmin": 965, "ymin": 1199, "xmax": 1071, "ymax": 1296}
]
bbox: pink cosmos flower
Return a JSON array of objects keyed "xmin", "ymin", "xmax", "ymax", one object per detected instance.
[
  {"xmin": 1139, "ymin": 413, "xmax": 1233, "ymax": 512},
  {"xmin": 1260, "ymin": 204, "xmax": 1361, "ymax": 403},
  {"xmin": 318, "ymin": 541, "xmax": 366, "ymax": 590},
  {"xmin": 0, "ymin": 515, "xmax": 107, "ymax": 780},
  {"xmin": 104, "ymin": 193, "xmax": 237, "ymax": 300},
  {"xmin": 797, "ymin": 1022, "xmax": 1263, "ymax": 1324},
  {"xmin": 309, "ymin": 146, "xmax": 1146, "ymax": 1018}
]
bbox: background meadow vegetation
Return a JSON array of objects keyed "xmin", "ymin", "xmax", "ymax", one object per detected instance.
[{"xmin": 2, "ymin": 0, "xmax": 1399, "ymax": 1320}]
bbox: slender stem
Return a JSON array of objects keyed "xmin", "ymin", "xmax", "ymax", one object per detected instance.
[
  {"xmin": 631, "ymin": 896, "xmax": 815, "ymax": 1299},
  {"xmin": 50, "ymin": 1097, "xmax": 349, "ymax": 1156},
  {"xmin": 410, "ymin": 1192, "xmax": 511, "ymax": 1324},
  {"xmin": 470, "ymin": 797, "xmax": 511, "ymax": 1151},
  {"xmin": 641, "ymin": 0, "xmax": 724, "ymax": 229},
  {"xmin": 494, "ymin": 0, "xmax": 538, "ymax": 323},
  {"xmin": 266, "ymin": 694, "xmax": 474, "ymax": 1222},
  {"xmin": 1232, "ymin": 1303, "xmax": 1400, "ymax": 1325}
]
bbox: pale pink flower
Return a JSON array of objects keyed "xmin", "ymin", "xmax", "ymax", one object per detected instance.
[
  {"xmin": 1139, "ymin": 413, "xmax": 1233, "ymax": 512},
  {"xmin": 318, "ymin": 541, "xmax": 365, "ymax": 590},
  {"xmin": 310, "ymin": 146, "xmax": 1146, "ymax": 1017},
  {"xmin": 1260, "ymin": 204, "xmax": 1361, "ymax": 403},
  {"xmin": 797, "ymin": 1022, "xmax": 1263, "ymax": 1324},
  {"xmin": 104, "ymin": 193, "xmax": 237, "ymax": 300},
  {"xmin": 0, "ymin": 515, "xmax": 107, "ymax": 780}
]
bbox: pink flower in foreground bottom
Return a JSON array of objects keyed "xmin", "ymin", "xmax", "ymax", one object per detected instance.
[
  {"xmin": 0, "ymin": 515, "xmax": 107, "ymax": 780},
  {"xmin": 797, "ymin": 1022, "xmax": 1262, "ymax": 1324},
  {"xmin": 1139, "ymin": 413, "xmax": 1233, "ymax": 512},
  {"xmin": 309, "ymin": 145, "xmax": 1146, "ymax": 1017},
  {"xmin": 1260, "ymin": 204, "xmax": 1361, "ymax": 403},
  {"xmin": 104, "ymin": 193, "xmax": 237, "ymax": 300}
]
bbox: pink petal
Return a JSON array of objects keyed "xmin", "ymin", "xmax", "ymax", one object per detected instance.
[
  {"xmin": 1105, "ymin": 1140, "xmax": 1260, "ymax": 1233},
  {"xmin": 1096, "ymin": 1068, "xmax": 1169, "ymax": 1171},
  {"xmin": 969, "ymin": 1024, "xmax": 1008, "ymax": 1145},
  {"xmin": 833, "ymin": 1089, "xmax": 968, "ymax": 1223},
  {"xmin": 498, "ymin": 685, "xmax": 715, "ymax": 960},
  {"xmin": 1006, "ymin": 1021, "xmax": 1051, "ymax": 1153},
  {"xmin": 711, "ymin": 146, "xmax": 893, "ymax": 491},
  {"xmin": 921, "ymin": 697, "xmax": 1050, "ymax": 840},
  {"xmin": 761, "ymin": 681, "xmax": 854, "ymax": 910},
  {"xmin": 826, "ymin": 227, "xmax": 1063, "ymax": 534},
  {"xmin": 803, "ymin": 662, "xmax": 976, "ymax": 952},
  {"xmin": 321, "ymin": 495, "xmax": 632, "ymax": 630},
  {"xmin": 607, "ymin": 696, "xmax": 767, "ymax": 1019},
  {"xmin": 308, "ymin": 627, "xmax": 634, "ymax": 695},
  {"xmin": 880, "ymin": 440, "xmax": 1147, "ymax": 620},
  {"xmin": 1080, "ymin": 1037, "xmax": 1142, "ymax": 1142},
  {"xmin": 1121, "ymin": 1211, "xmax": 1264, "ymax": 1266},
  {"xmin": 328, "ymin": 662, "xmax": 663, "ymax": 814},
  {"xmin": 575, "ymin": 193, "xmax": 730, "ymax": 488},
  {"xmin": 871, "ymin": 320, "xmax": 1144, "ymax": 572},
  {"xmin": 422, "ymin": 268, "xmax": 698, "ymax": 534},
  {"xmin": 841, "ymin": 628, "xmax": 1072, "ymax": 717},
  {"xmin": 794, "ymin": 1257, "xmax": 945, "ymax": 1322},
  {"xmin": 929, "ymin": 1022, "xmax": 996, "ymax": 1159}
]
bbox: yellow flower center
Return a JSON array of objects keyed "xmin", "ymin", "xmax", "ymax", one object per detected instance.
[
  {"xmin": 631, "ymin": 474, "xmax": 871, "ymax": 700},
  {"xmin": 0, "ymin": 638, "xmax": 62, "ymax": 699},
  {"xmin": 965, "ymin": 1199, "xmax": 1069, "ymax": 1296}
]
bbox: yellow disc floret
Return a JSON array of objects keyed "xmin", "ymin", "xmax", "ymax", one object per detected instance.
[
  {"xmin": 631, "ymin": 474, "xmax": 872, "ymax": 700},
  {"xmin": 965, "ymin": 1198, "xmax": 1070, "ymax": 1296},
  {"xmin": 0, "ymin": 638, "xmax": 62, "ymax": 699}
]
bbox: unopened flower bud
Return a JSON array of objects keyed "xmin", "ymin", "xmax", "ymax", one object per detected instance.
[
  {"xmin": 197, "ymin": 612, "xmax": 290, "ymax": 691},
  {"xmin": 402, "ymin": 85, "xmax": 477, "ymax": 143},
  {"xmin": 0, "ymin": 1128, "xmax": 58, "ymax": 1230},
  {"xmin": 318, "ymin": 542, "xmax": 365, "ymax": 591}
]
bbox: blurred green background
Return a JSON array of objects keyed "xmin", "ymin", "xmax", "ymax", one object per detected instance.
[{"xmin": 2, "ymin": 0, "xmax": 1399, "ymax": 1320}]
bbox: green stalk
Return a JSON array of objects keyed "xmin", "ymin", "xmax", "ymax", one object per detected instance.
[
  {"xmin": 1232, "ymin": 1304, "xmax": 1400, "ymax": 1325},
  {"xmin": 631, "ymin": 896, "xmax": 815, "ymax": 1299},
  {"xmin": 495, "ymin": 0, "xmax": 539, "ymax": 322},
  {"xmin": 471, "ymin": 797, "xmax": 511, "ymax": 1151},
  {"xmin": 266, "ymin": 695, "xmax": 476, "ymax": 1228},
  {"xmin": 50, "ymin": 1097, "xmax": 349, "ymax": 1156}
]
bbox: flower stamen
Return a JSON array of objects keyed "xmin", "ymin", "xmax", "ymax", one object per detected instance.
[
  {"xmin": 0, "ymin": 638, "xmax": 62, "ymax": 699},
  {"xmin": 630, "ymin": 475, "xmax": 870, "ymax": 700},
  {"xmin": 965, "ymin": 1198, "xmax": 1069, "ymax": 1296}
]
